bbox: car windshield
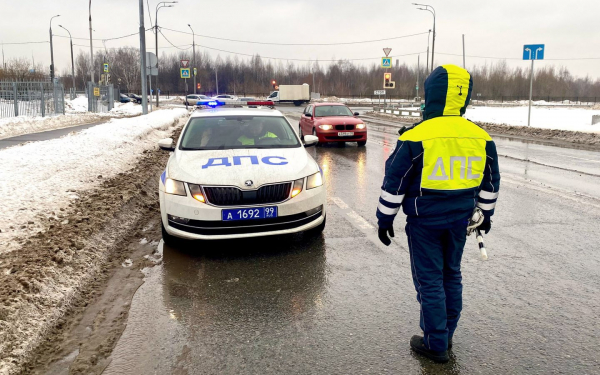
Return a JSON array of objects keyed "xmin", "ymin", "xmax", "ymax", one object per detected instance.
[
  {"xmin": 314, "ymin": 105, "xmax": 353, "ymax": 117},
  {"xmin": 180, "ymin": 115, "xmax": 301, "ymax": 150}
]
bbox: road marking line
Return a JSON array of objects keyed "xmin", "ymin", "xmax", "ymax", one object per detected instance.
[
  {"xmin": 330, "ymin": 196, "xmax": 405, "ymax": 253},
  {"xmin": 560, "ymin": 154, "xmax": 600, "ymax": 164}
]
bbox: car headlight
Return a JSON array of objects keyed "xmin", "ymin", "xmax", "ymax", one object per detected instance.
[
  {"xmin": 318, "ymin": 124, "xmax": 333, "ymax": 130},
  {"xmin": 291, "ymin": 178, "xmax": 304, "ymax": 198},
  {"xmin": 356, "ymin": 123, "xmax": 366, "ymax": 129},
  {"xmin": 306, "ymin": 171, "xmax": 323, "ymax": 189},
  {"xmin": 188, "ymin": 184, "xmax": 206, "ymax": 203},
  {"xmin": 165, "ymin": 178, "xmax": 186, "ymax": 196}
]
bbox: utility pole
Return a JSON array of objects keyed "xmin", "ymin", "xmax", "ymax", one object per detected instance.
[
  {"xmin": 139, "ymin": 0, "xmax": 148, "ymax": 115},
  {"xmin": 462, "ymin": 34, "xmax": 466, "ymax": 68},
  {"xmin": 89, "ymin": 0, "xmax": 94, "ymax": 83},
  {"xmin": 188, "ymin": 24, "xmax": 196, "ymax": 94},
  {"xmin": 215, "ymin": 64, "xmax": 219, "ymax": 95},
  {"xmin": 155, "ymin": 2, "xmax": 177, "ymax": 108},
  {"xmin": 49, "ymin": 14, "xmax": 60, "ymax": 82},
  {"xmin": 426, "ymin": 29, "xmax": 430, "ymax": 73},
  {"xmin": 59, "ymin": 25, "xmax": 76, "ymax": 96},
  {"xmin": 2, "ymin": 43, "xmax": 5, "ymax": 69},
  {"xmin": 416, "ymin": 54, "xmax": 420, "ymax": 100}
]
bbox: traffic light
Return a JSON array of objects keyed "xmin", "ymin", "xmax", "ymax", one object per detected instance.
[
  {"xmin": 383, "ymin": 73, "xmax": 395, "ymax": 89},
  {"xmin": 271, "ymin": 80, "xmax": 277, "ymax": 89},
  {"xmin": 197, "ymin": 83, "xmax": 201, "ymax": 90}
]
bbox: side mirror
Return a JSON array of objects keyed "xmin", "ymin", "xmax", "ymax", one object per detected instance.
[
  {"xmin": 353, "ymin": 112, "xmax": 360, "ymax": 116},
  {"xmin": 303, "ymin": 135, "xmax": 318, "ymax": 147},
  {"xmin": 305, "ymin": 113, "xmax": 312, "ymax": 118},
  {"xmin": 158, "ymin": 138, "xmax": 174, "ymax": 151}
]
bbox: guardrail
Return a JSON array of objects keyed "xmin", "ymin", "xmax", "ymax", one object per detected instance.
[{"xmin": 373, "ymin": 106, "xmax": 422, "ymax": 117}]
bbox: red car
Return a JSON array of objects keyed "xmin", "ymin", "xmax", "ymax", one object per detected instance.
[{"xmin": 299, "ymin": 103, "xmax": 367, "ymax": 146}]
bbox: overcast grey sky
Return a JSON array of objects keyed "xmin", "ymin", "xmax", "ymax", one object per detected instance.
[{"xmin": 2, "ymin": 0, "xmax": 599, "ymax": 78}]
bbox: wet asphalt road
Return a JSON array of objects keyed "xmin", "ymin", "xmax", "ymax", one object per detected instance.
[
  {"xmin": 0, "ymin": 121, "xmax": 106, "ymax": 150},
  {"xmin": 103, "ymin": 108, "xmax": 600, "ymax": 374}
]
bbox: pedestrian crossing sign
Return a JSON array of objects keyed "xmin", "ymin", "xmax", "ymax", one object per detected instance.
[
  {"xmin": 381, "ymin": 57, "xmax": 392, "ymax": 68},
  {"xmin": 180, "ymin": 68, "xmax": 191, "ymax": 79}
]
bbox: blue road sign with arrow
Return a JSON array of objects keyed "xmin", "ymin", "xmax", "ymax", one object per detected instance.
[{"xmin": 523, "ymin": 44, "xmax": 545, "ymax": 60}]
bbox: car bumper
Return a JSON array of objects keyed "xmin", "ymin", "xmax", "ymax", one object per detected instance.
[
  {"xmin": 160, "ymin": 182, "xmax": 326, "ymax": 240},
  {"xmin": 316, "ymin": 130, "xmax": 367, "ymax": 143}
]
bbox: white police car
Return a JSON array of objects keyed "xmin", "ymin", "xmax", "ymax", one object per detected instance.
[{"xmin": 158, "ymin": 102, "xmax": 326, "ymax": 243}]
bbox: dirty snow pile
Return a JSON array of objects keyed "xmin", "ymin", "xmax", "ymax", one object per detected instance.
[
  {"xmin": 0, "ymin": 107, "xmax": 187, "ymax": 254},
  {"xmin": 0, "ymin": 97, "xmax": 145, "ymax": 140},
  {"xmin": 467, "ymin": 106, "xmax": 600, "ymax": 133}
]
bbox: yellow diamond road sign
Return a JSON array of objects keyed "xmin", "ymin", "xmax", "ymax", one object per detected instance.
[
  {"xmin": 180, "ymin": 68, "xmax": 191, "ymax": 79},
  {"xmin": 381, "ymin": 57, "xmax": 392, "ymax": 68}
]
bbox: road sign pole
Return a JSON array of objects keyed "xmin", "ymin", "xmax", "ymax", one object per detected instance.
[
  {"xmin": 138, "ymin": 0, "xmax": 148, "ymax": 115},
  {"xmin": 528, "ymin": 59, "xmax": 534, "ymax": 127}
]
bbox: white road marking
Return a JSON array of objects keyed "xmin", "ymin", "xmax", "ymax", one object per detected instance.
[
  {"xmin": 331, "ymin": 196, "xmax": 349, "ymax": 209},
  {"xmin": 560, "ymin": 154, "xmax": 600, "ymax": 164}
]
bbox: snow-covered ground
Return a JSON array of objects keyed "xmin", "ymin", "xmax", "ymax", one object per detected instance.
[
  {"xmin": 0, "ymin": 96, "xmax": 146, "ymax": 141},
  {"xmin": 466, "ymin": 106, "xmax": 600, "ymax": 132},
  {"xmin": 0, "ymin": 108, "xmax": 187, "ymax": 254}
]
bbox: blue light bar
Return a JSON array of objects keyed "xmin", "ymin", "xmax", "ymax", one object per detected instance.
[{"xmin": 196, "ymin": 100, "xmax": 224, "ymax": 108}]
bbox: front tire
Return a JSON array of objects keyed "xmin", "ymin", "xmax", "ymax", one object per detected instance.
[
  {"xmin": 357, "ymin": 141, "xmax": 367, "ymax": 147},
  {"xmin": 161, "ymin": 222, "xmax": 186, "ymax": 248},
  {"xmin": 299, "ymin": 124, "xmax": 304, "ymax": 140},
  {"xmin": 306, "ymin": 216, "xmax": 326, "ymax": 236}
]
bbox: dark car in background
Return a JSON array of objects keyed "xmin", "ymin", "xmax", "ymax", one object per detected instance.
[
  {"xmin": 126, "ymin": 93, "xmax": 142, "ymax": 104},
  {"xmin": 119, "ymin": 94, "xmax": 132, "ymax": 103}
]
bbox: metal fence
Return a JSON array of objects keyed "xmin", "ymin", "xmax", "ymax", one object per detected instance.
[
  {"xmin": 0, "ymin": 81, "xmax": 65, "ymax": 119},
  {"xmin": 87, "ymin": 82, "xmax": 114, "ymax": 113}
]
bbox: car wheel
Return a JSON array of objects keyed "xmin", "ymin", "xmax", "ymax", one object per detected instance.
[
  {"xmin": 357, "ymin": 141, "xmax": 367, "ymax": 147},
  {"xmin": 312, "ymin": 129, "xmax": 321, "ymax": 147},
  {"xmin": 306, "ymin": 216, "xmax": 326, "ymax": 236},
  {"xmin": 299, "ymin": 124, "xmax": 304, "ymax": 140},
  {"xmin": 161, "ymin": 222, "xmax": 186, "ymax": 248}
]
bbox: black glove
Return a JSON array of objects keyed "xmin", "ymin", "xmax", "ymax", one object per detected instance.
[
  {"xmin": 378, "ymin": 226, "xmax": 395, "ymax": 246},
  {"xmin": 478, "ymin": 219, "xmax": 492, "ymax": 234}
]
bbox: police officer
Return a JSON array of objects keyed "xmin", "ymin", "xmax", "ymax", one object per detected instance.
[
  {"xmin": 237, "ymin": 118, "xmax": 278, "ymax": 145},
  {"xmin": 376, "ymin": 65, "xmax": 500, "ymax": 363}
]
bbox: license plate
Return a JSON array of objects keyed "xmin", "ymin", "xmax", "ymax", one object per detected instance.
[
  {"xmin": 338, "ymin": 132, "xmax": 354, "ymax": 136},
  {"xmin": 222, "ymin": 206, "xmax": 278, "ymax": 221}
]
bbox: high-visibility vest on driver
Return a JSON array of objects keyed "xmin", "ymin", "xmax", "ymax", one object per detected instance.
[
  {"xmin": 376, "ymin": 64, "xmax": 501, "ymax": 226},
  {"xmin": 237, "ymin": 131, "xmax": 278, "ymax": 146}
]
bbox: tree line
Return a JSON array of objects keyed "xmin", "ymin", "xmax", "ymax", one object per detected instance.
[{"xmin": 1, "ymin": 49, "xmax": 599, "ymax": 100}]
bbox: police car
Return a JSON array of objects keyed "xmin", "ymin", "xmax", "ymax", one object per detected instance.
[{"xmin": 158, "ymin": 101, "xmax": 326, "ymax": 243}]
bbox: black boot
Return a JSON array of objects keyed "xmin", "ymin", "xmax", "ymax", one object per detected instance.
[
  {"xmin": 448, "ymin": 337, "xmax": 453, "ymax": 349},
  {"xmin": 410, "ymin": 335, "xmax": 449, "ymax": 363}
]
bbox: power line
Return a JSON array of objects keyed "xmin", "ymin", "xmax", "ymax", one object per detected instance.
[
  {"xmin": 158, "ymin": 29, "xmax": 192, "ymax": 51},
  {"xmin": 1, "ymin": 41, "xmax": 49, "ymax": 45},
  {"xmin": 437, "ymin": 52, "xmax": 600, "ymax": 61},
  {"xmin": 159, "ymin": 27, "xmax": 429, "ymax": 46}
]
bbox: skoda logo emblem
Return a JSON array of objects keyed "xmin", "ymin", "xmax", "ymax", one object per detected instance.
[{"xmin": 245, "ymin": 180, "xmax": 253, "ymax": 187}]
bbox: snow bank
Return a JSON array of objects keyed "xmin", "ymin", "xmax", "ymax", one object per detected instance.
[
  {"xmin": 0, "ymin": 108, "xmax": 188, "ymax": 254},
  {"xmin": 466, "ymin": 106, "xmax": 600, "ymax": 133}
]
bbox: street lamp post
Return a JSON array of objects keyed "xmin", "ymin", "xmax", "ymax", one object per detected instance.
[
  {"xmin": 49, "ymin": 14, "xmax": 60, "ymax": 82},
  {"xmin": 413, "ymin": 3, "xmax": 436, "ymax": 72},
  {"xmin": 89, "ymin": 0, "xmax": 94, "ymax": 83},
  {"xmin": 188, "ymin": 24, "xmax": 196, "ymax": 94},
  {"xmin": 155, "ymin": 1, "xmax": 177, "ymax": 107},
  {"xmin": 59, "ymin": 25, "xmax": 76, "ymax": 98},
  {"xmin": 426, "ymin": 29, "xmax": 431, "ymax": 73}
]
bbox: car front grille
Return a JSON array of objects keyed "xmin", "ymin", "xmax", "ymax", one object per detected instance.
[
  {"xmin": 334, "ymin": 124, "xmax": 355, "ymax": 130},
  {"xmin": 203, "ymin": 182, "xmax": 292, "ymax": 206}
]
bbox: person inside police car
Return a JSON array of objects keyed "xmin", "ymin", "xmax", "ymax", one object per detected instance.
[
  {"xmin": 375, "ymin": 65, "xmax": 500, "ymax": 363},
  {"xmin": 237, "ymin": 117, "xmax": 278, "ymax": 146}
]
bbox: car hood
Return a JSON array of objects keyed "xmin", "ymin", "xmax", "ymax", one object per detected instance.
[
  {"xmin": 314, "ymin": 116, "xmax": 363, "ymax": 125},
  {"xmin": 167, "ymin": 147, "xmax": 319, "ymax": 188}
]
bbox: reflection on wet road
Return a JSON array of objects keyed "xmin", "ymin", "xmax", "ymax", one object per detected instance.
[{"xmin": 105, "ymin": 110, "xmax": 600, "ymax": 374}]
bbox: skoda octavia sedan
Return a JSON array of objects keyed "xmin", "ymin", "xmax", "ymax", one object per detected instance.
[
  {"xmin": 158, "ymin": 107, "xmax": 326, "ymax": 243},
  {"xmin": 299, "ymin": 102, "xmax": 367, "ymax": 146}
]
